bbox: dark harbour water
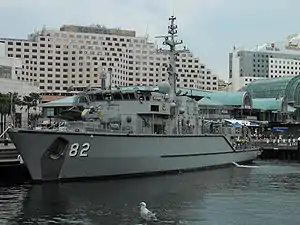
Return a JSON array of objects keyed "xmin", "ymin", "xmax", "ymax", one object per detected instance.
[{"xmin": 1, "ymin": 161, "xmax": 300, "ymax": 225}]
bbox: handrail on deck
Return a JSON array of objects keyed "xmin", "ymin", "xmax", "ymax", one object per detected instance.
[{"xmin": 0, "ymin": 126, "xmax": 11, "ymax": 139}]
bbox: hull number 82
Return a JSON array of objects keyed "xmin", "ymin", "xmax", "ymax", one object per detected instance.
[{"xmin": 69, "ymin": 143, "xmax": 90, "ymax": 157}]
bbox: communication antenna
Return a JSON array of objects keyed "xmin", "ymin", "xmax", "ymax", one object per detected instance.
[
  {"xmin": 172, "ymin": 4, "xmax": 175, "ymax": 17},
  {"xmin": 41, "ymin": 25, "xmax": 46, "ymax": 35},
  {"xmin": 145, "ymin": 23, "xmax": 149, "ymax": 40}
]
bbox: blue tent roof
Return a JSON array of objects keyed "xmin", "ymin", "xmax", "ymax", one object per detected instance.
[{"xmin": 233, "ymin": 122, "xmax": 242, "ymax": 127}]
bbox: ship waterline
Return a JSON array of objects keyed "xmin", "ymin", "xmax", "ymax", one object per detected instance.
[{"xmin": 8, "ymin": 129, "xmax": 259, "ymax": 181}]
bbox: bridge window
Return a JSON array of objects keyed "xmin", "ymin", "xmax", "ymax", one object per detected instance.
[
  {"xmin": 95, "ymin": 93, "xmax": 104, "ymax": 101},
  {"xmin": 129, "ymin": 93, "xmax": 136, "ymax": 100},
  {"xmin": 122, "ymin": 93, "xmax": 130, "ymax": 100},
  {"xmin": 113, "ymin": 92, "xmax": 122, "ymax": 100},
  {"xmin": 150, "ymin": 105, "xmax": 159, "ymax": 112}
]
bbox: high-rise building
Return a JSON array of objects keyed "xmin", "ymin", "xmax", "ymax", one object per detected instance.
[
  {"xmin": 229, "ymin": 34, "xmax": 300, "ymax": 91},
  {"xmin": 0, "ymin": 24, "xmax": 218, "ymax": 101}
]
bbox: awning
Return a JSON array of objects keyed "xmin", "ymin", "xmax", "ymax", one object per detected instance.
[
  {"xmin": 233, "ymin": 122, "xmax": 242, "ymax": 127},
  {"xmin": 249, "ymin": 122, "xmax": 259, "ymax": 127},
  {"xmin": 271, "ymin": 127, "xmax": 288, "ymax": 132}
]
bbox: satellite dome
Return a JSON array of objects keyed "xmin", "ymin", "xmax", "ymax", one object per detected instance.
[
  {"xmin": 158, "ymin": 82, "xmax": 171, "ymax": 94},
  {"xmin": 170, "ymin": 102, "xmax": 176, "ymax": 107}
]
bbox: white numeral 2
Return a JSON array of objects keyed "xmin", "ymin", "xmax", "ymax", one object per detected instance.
[{"xmin": 69, "ymin": 143, "xmax": 90, "ymax": 157}]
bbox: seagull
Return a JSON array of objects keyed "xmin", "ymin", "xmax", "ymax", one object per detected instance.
[{"xmin": 139, "ymin": 202, "xmax": 158, "ymax": 224}]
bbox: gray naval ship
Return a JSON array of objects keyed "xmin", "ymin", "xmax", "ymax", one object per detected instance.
[{"xmin": 8, "ymin": 16, "xmax": 260, "ymax": 182}]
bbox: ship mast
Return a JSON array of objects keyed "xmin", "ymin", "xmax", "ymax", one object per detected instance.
[
  {"xmin": 156, "ymin": 16, "xmax": 189, "ymax": 134},
  {"xmin": 156, "ymin": 16, "xmax": 189, "ymax": 99}
]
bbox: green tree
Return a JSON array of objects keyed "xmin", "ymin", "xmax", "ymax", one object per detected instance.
[
  {"xmin": 22, "ymin": 92, "xmax": 41, "ymax": 126},
  {"xmin": 0, "ymin": 92, "xmax": 22, "ymax": 134},
  {"xmin": 0, "ymin": 93, "xmax": 9, "ymax": 134},
  {"xmin": 0, "ymin": 93, "xmax": 9, "ymax": 114}
]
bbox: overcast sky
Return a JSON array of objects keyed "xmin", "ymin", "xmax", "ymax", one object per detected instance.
[{"xmin": 1, "ymin": 0, "xmax": 300, "ymax": 80}]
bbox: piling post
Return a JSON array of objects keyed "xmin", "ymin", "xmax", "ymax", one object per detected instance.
[{"xmin": 297, "ymin": 137, "xmax": 300, "ymax": 161}]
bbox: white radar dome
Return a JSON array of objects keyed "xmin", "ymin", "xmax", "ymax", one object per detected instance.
[{"xmin": 158, "ymin": 82, "xmax": 171, "ymax": 94}]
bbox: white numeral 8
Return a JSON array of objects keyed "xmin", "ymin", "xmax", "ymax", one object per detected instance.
[
  {"xmin": 69, "ymin": 143, "xmax": 79, "ymax": 157},
  {"xmin": 69, "ymin": 143, "xmax": 90, "ymax": 157}
]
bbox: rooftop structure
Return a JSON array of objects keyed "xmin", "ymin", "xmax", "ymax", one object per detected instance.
[
  {"xmin": 40, "ymin": 85, "xmax": 296, "ymax": 123},
  {"xmin": 59, "ymin": 25, "xmax": 136, "ymax": 37},
  {"xmin": 252, "ymin": 98, "xmax": 295, "ymax": 113},
  {"xmin": 242, "ymin": 75, "xmax": 300, "ymax": 107},
  {"xmin": 41, "ymin": 86, "xmax": 252, "ymax": 109}
]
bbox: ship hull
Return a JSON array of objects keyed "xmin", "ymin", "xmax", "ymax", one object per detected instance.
[{"xmin": 8, "ymin": 129, "xmax": 260, "ymax": 182}]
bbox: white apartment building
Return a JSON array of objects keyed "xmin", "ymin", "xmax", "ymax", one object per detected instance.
[
  {"xmin": 229, "ymin": 33, "xmax": 300, "ymax": 91},
  {"xmin": 0, "ymin": 42, "xmax": 39, "ymax": 127},
  {"xmin": 0, "ymin": 25, "xmax": 218, "ymax": 101},
  {"xmin": 0, "ymin": 42, "xmax": 38, "ymax": 95}
]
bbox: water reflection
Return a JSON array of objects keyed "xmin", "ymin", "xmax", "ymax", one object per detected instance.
[
  {"xmin": 5, "ymin": 164, "xmax": 300, "ymax": 224},
  {"xmin": 11, "ymin": 167, "xmax": 252, "ymax": 225},
  {"xmin": 15, "ymin": 183, "xmax": 70, "ymax": 224},
  {"xmin": 0, "ymin": 185, "xmax": 27, "ymax": 225}
]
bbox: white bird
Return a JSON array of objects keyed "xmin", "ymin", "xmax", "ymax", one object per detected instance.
[{"xmin": 139, "ymin": 202, "xmax": 158, "ymax": 224}]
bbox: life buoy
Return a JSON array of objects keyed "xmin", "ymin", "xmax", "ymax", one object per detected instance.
[{"xmin": 81, "ymin": 109, "xmax": 89, "ymax": 116}]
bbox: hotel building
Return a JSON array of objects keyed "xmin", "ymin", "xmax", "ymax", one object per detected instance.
[
  {"xmin": 229, "ymin": 34, "xmax": 300, "ymax": 91},
  {"xmin": 0, "ymin": 25, "xmax": 218, "ymax": 101}
]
